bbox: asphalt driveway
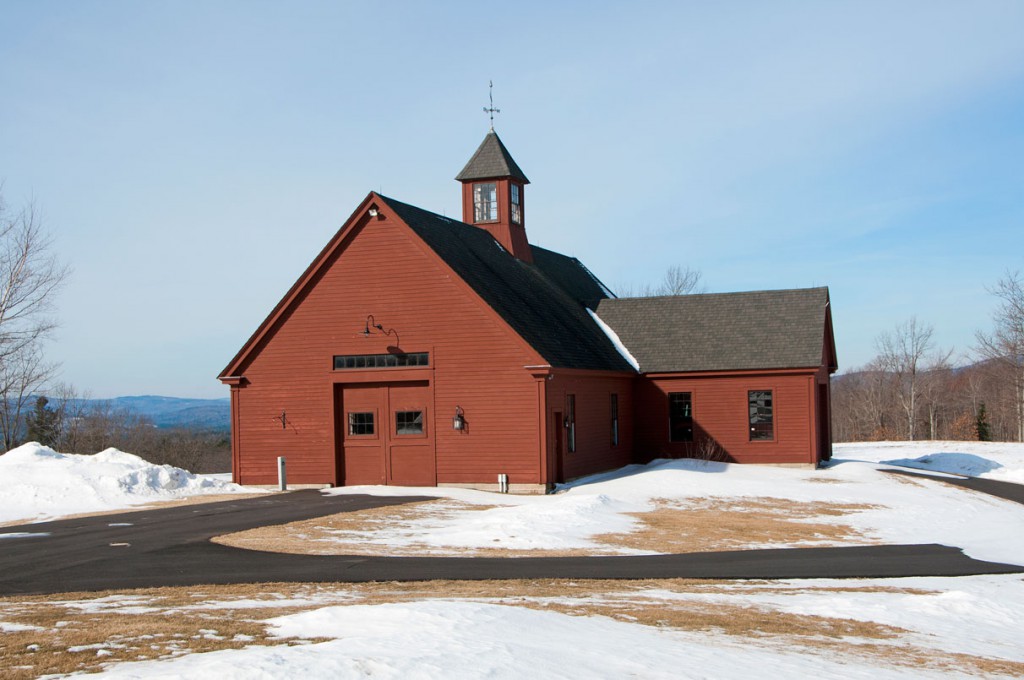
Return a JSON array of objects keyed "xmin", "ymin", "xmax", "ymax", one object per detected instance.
[{"xmin": 1, "ymin": 489, "xmax": 1021, "ymax": 596}]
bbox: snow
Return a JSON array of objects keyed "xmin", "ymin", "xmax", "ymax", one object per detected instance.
[
  {"xmin": 326, "ymin": 442, "xmax": 1024, "ymax": 565},
  {"xmin": 835, "ymin": 440, "xmax": 1024, "ymax": 484},
  {"xmin": 87, "ymin": 600, "xmax": 965, "ymax": 679},
  {"xmin": 0, "ymin": 442, "xmax": 258, "ymax": 525},
  {"xmin": 3, "ymin": 440, "xmax": 1024, "ymax": 677},
  {"xmin": 587, "ymin": 308, "xmax": 640, "ymax": 371}
]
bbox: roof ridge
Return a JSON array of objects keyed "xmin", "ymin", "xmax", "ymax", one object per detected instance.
[{"xmin": 609, "ymin": 286, "xmax": 828, "ymax": 303}]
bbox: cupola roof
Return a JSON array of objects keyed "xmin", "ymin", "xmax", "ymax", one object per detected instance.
[{"xmin": 455, "ymin": 131, "xmax": 530, "ymax": 183}]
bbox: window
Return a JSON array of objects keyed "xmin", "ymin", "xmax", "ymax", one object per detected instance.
[
  {"xmin": 748, "ymin": 390, "xmax": 774, "ymax": 441},
  {"xmin": 473, "ymin": 183, "xmax": 498, "ymax": 222},
  {"xmin": 333, "ymin": 352, "xmax": 429, "ymax": 370},
  {"xmin": 348, "ymin": 412, "xmax": 375, "ymax": 436},
  {"xmin": 395, "ymin": 410, "xmax": 424, "ymax": 435},
  {"xmin": 669, "ymin": 392, "xmax": 693, "ymax": 442},
  {"xmin": 610, "ymin": 393, "xmax": 619, "ymax": 446},
  {"xmin": 511, "ymin": 184, "xmax": 522, "ymax": 224},
  {"xmin": 566, "ymin": 394, "xmax": 576, "ymax": 453}
]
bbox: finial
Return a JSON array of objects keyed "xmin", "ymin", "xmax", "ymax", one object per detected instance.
[{"xmin": 483, "ymin": 80, "xmax": 500, "ymax": 130}]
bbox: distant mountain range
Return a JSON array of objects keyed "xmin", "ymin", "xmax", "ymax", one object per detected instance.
[{"xmin": 100, "ymin": 396, "xmax": 230, "ymax": 431}]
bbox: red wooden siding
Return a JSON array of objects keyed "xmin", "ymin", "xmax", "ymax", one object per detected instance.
[
  {"xmin": 545, "ymin": 373, "xmax": 635, "ymax": 482},
  {"xmin": 230, "ymin": 206, "xmax": 546, "ymax": 486},
  {"xmin": 460, "ymin": 178, "xmax": 532, "ymax": 262},
  {"xmin": 634, "ymin": 370, "xmax": 827, "ymax": 465}
]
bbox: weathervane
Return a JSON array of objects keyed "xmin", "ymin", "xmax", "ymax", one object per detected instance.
[{"xmin": 483, "ymin": 80, "xmax": 500, "ymax": 130}]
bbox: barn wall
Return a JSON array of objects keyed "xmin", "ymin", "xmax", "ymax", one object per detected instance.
[
  {"xmin": 634, "ymin": 371, "xmax": 821, "ymax": 465},
  {"xmin": 545, "ymin": 373, "xmax": 635, "ymax": 482},
  {"xmin": 231, "ymin": 208, "xmax": 545, "ymax": 486}
]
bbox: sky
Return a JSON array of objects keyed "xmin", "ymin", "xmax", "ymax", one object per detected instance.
[{"xmin": 1, "ymin": 1, "xmax": 1022, "ymax": 399}]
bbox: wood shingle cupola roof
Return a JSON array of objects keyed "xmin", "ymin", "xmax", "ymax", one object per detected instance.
[
  {"xmin": 595, "ymin": 287, "xmax": 837, "ymax": 374},
  {"xmin": 455, "ymin": 131, "xmax": 530, "ymax": 183}
]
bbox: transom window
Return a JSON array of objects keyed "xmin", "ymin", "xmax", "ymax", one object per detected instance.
[
  {"xmin": 473, "ymin": 182, "xmax": 498, "ymax": 222},
  {"xmin": 395, "ymin": 410, "xmax": 424, "ymax": 435},
  {"xmin": 748, "ymin": 390, "xmax": 774, "ymax": 441},
  {"xmin": 348, "ymin": 412, "xmax": 375, "ymax": 436},
  {"xmin": 511, "ymin": 184, "xmax": 522, "ymax": 224},
  {"xmin": 669, "ymin": 392, "xmax": 693, "ymax": 442},
  {"xmin": 333, "ymin": 353, "xmax": 428, "ymax": 370}
]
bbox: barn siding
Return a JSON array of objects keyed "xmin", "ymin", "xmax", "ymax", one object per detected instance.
[
  {"xmin": 633, "ymin": 371, "xmax": 820, "ymax": 465},
  {"xmin": 232, "ymin": 208, "xmax": 546, "ymax": 485},
  {"xmin": 546, "ymin": 373, "xmax": 635, "ymax": 482}
]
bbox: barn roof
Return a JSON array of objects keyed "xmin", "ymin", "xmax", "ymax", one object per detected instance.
[
  {"xmin": 380, "ymin": 196, "xmax": 631, "ymax": 372},
  {"xmin": 454, "ymin": 131, "xmax": 530, "ymax": 183},
  {"xmin": 594, "ymin": 288, "xmax": 834, "ymax": 373}
]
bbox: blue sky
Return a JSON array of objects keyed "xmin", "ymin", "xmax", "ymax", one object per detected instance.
[{"xmin": 1, "ymin": 1, "xmax": 1022, "ymax": 399}]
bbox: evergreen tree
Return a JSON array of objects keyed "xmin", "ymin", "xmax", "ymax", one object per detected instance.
[
  {"xmin": 975, "ymin": 403, "xmax": 992, "ymax": 442},
  {"xmin": 25, "ymin": 396, "xmax": 59, "ymax": 446}
]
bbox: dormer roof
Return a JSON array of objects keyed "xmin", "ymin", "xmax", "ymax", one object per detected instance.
[{"xmin": 455, "ymin": 131, "xmax": 530, "ymax": 183}]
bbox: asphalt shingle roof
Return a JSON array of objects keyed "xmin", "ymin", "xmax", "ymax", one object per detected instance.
[
  {"xmin": 531, "ymin": 246, "xmax": 613, "ymax": 310},
  {"xmin": 454, "ymin": 131, "xmax": 530, "ymax": 183},
  {"xmin": 381, "ymin": 196, "xmax": 630, "ymax": 372},
  {"xmin": 595, "ymin": 288, "xmax": 831, "ymax": 373}
]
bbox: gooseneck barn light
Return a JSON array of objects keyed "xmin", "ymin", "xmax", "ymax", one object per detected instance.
[{"xmin": 361, "ymin": 314, "xmax": 401, "ymax": 347}]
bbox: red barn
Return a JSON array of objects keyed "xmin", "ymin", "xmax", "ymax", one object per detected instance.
[{"xmin": 219, "ymin": 131, "xmax": 837, "ymax": 491}]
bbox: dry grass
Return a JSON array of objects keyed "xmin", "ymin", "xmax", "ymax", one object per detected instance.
[
  {"xmin": 596, "ymin": 497, "xmax": 879, "ymax": 554},
  {"xmin": 3, "ymin": 579, "xmax": 1022, "ymax": 678},
  {"xmin": 213, "ymin": 496, "xmax": 879, "ymax": 558}
]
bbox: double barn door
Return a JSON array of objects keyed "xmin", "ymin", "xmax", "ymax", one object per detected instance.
[{"xmin": 338, "ymin": 381, "xmax": 435, "ymax": 486}]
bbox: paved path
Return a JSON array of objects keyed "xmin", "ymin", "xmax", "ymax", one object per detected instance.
[
  {"xmin": 1, "ymin": 490, "xmax": 1021, "ymax": 596},
  {"xmin": 882, "ymin": 468, "xmax": 1024, "ymax": 505}
]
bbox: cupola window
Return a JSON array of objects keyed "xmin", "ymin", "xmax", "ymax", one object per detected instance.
[
  {"xmin": 511, "ymin": 184, "xmax": 522, "ymax": 224},
  {"xmin": 473, "ymin": 183, "xmax": 498, "ymax": 222}
]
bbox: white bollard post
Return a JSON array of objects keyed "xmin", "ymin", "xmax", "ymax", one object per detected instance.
[{"xmin": 277, "ymin": 456, "xmax": 287, "ymax": 491}]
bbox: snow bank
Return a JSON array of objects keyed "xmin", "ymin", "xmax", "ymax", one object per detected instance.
[
  {"xmin": 835, "ymin": 440, "xmax": 1024, "ymax": 484},
  {"xmin": 0, "ymin": 442, "xmax": 255, "ymax": 525}
]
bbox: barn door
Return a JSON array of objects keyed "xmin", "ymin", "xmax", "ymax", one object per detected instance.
[
  {"xmin": 338, "ymin": 381, "xmax": 435, "ymax": 487},
  {"xmin": 387, "ymin": 382, "xmax": 435, "ymax": 486},
  {"xmin": 338, "ymin": 384, "xmax": 386, "ymax": 485},
  {"xmin": 552, "ymin": 410, "xmax": 565, "ymax": 484}
]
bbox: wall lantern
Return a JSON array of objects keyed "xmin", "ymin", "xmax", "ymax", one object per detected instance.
[{"xmin": 452, "ymin": 405, "xmax": 466, "ymax": 431}]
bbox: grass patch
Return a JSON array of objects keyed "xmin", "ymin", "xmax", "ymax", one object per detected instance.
[{"xmin": 596, "ymin": 497, "xmax": 878, "ymax": 554}]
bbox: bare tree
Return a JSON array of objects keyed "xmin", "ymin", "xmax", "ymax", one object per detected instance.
[
  {"xmin": 975, "ymin": 270, "xmax": 1024, "ymax": 441},
  {"xmin": 617, "ymin": 265, "xmax": 705, "ymax": 297},
  {"xmin": 0, "ymin": 192, "xmax": 69, "ymax": 362},
  {"xmin": 918, "ymin": 350, "xmax": 955, "ymax": 440},
  {"xmin": 0, "ymin": 191, "xmax": 69, "ymax": 449},
  {"xmin": 658, "ymin": 265, "xmax": 706, "ymax": 295},
  {"xmin": 876, "ymin": 317, "xmax": 935, "ymax": 441},
  {"xmin": 0, "ymin": 343, "xmax": 58, "ymax": 449}
]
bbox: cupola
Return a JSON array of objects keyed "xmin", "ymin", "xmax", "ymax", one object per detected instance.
[{"xmin": 455, "ymin": 131, "xmax": 532, "ymax": 262}]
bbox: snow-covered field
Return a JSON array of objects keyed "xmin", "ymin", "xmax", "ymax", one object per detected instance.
[
  {"xmin": 0, "ymin": 442, "xmax": 256, "ymax": 525},
  {"xmin": 2, "ymin": 440, "xmax": 1023, "ymax": 678}
]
